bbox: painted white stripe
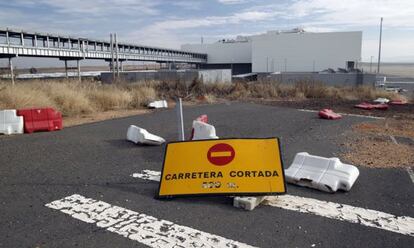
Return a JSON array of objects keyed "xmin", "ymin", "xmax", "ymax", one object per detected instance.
[
  {"xmin": 264, "ymin": 195, "xmax": 414, "ymax": 237},
  {"xmin": 407, "ymin": 167, "xmax": 414, "ymax": 184},
  {"xmin": 387, "ymin": 137, "xmax": 414, "ymax": 182},
  {"xmin": 46, "ymin": 194, "xmax": 256, "ymax": 248},
  {"xmin": 389, "ymin": 135, "xmax": 398, "ymax": 144},
  {"xmin": 132, "ymin": 169, "xmax": 161, "ymax": 181},
  {"xmin": 298, "ymin": 109, "xmax": 385, "ymax": 120},
  {"xmin": 133, "ymin": 170, "xmax": 414, "ymax": 236}
]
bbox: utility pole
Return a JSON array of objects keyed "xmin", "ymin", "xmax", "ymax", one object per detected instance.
[
  {"xmin": 176, "ymin": 98, "xmax": 184, "ymax": 141},
  {"xmin": 377, "ymin": 17, "xmax": 383, "ymax": 74}
]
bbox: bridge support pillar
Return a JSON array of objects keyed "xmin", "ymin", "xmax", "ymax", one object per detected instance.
[
  {"xmin": 77, "ymin": 60, "xmax": 81, "ymax": 82},
  {"xmin": 64, "ymin": 60, "xmax": 68, "ymax": 79},
  {"xmin": 59, "ymin": 57, "xmax": 82, "ymax": 82},
  {"xmin": 9, "ymin": 57, "xmax": 14, "ymax": 85}
]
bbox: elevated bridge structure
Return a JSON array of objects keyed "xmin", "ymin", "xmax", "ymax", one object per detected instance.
[{"xmin": 0, "ymin": 27, "xmax": 207, "ymax": 83}]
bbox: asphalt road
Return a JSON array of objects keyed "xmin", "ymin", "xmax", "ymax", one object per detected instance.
[{"xmin": 0, "ymin": 102, "xmax": 413, "ymax": 248}]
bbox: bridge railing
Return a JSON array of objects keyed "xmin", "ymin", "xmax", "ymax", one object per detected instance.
[{"xmin": 0, "ymin": 28, "xmax": 207, "ymax": 63}]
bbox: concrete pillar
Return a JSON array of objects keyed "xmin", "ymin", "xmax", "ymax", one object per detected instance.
[
  {"xmin": 34, "ymin": 35, "xmax": 37, "ymax": 47},
  {"xmin": 6, "ymin": 30, "xmax": 10, "ymax": 45},
  {"xmin": 9, "ymin": 57, "xmax": 14, "ymax": 85},
  {"xmin": 115, "ymin": 33, "xmax": 119, "ymax": 79},
  {"xmin": 20, "ymin": 33, "xmax": 24, "ymax": 46},
  {"xmin": 110, "ymin": 33, "xmax": 115, "ymax": 81},
  {"xmin": 120, "ymin": 61, "xmax": 123, "ymax": 72},
  {"xmin": 77, "ymin": 60, "xmax": 81, "ymax": 82},
  {"xmin": 46, "ymin": 36, "xmax": 50, "ymax": 48},
  {"xmin": 64, "ymin": 60, "xmax": 68, "ymax": 79}
]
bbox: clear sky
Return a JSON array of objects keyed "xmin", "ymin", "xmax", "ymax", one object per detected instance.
[{"xmin": 1, "ymin": 0, "xmax": 413, "ymax": 67}]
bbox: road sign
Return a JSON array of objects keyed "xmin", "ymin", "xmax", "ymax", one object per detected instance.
[{"xmin": 157, "ymin": 138, "xmax": 286, "ymax": 197}]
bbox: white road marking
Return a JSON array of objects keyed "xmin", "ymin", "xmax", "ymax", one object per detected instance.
[
  {"xmin": 133, "ymin": 170, "xmax": 414, "ymax": 236},
  {"xmin": 46, "ymin": 194, "xmax": 256, "ymax": 248},
  {"xmin": 132, "ymin": 170, "xmax": 161, "ymax": 181},
  {"xmin": 407, "ymin": 167, "xmax": 414, "ymax": 184},
  {"xmin": 298, "ymin": 109, "xmax": 385, "ymax": 120},
  {"xmin": 264, "ymin": 195, "xmax": 414, "ymax": 237},
  {"xmin": 386, "ymin": 137, "xmax": 414, "ymax": 183},
  {"xmin": 389, "ymin": 135, "xmax": 398, "ymax": 145}
]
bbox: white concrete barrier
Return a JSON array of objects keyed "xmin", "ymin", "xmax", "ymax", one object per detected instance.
[
  {"xmin": 373, "ymin": 98, "xmax": 390, "ymax": 104},
  {"xmin": 285, "ymin": 152, "xmax": 359, "ymax": 193},
  {"xmin": 126, "ymin": 125, "xmax": 165, "ymax": 145},
  {"xmin": 0, "ymin": 109, "xmax": 24, "ymax": 135},
  {"xmin": 191, "ymin": 121, "xmax": 218, "ymax": 140},
  {"xmin": 233, "ymin": 196, "xmax": 267, "ymax": 211},
  {"xmin": 148, "ymin": 100, "xmax": 168, "ymax": 109}
]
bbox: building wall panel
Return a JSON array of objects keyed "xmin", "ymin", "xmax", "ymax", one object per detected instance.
[{"xmin": 252, "ymin": 31, "xmax": 362, "ymax": 72}]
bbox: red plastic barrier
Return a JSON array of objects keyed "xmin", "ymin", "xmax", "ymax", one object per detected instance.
[
  {"xmin": 354, "ymin": 102, "xmax": 374, "ymax": 110},
  {"xmin": 318, "ymin": 109, "xmax": 342, "ymax": 120},
  {"xmin": 196, "ymin": 114, "xmax": 208, "ymax": 123},
  {"xmin": 390, "ymin": 99, "xmax": 407, "ymax": 105},
  {"xmin": 373, "ymin": 103, "xmax": 389, "ymax": 110},
  {"xmin": 354, "ymin": 102, "xmax": 389, "ymax": 110},
  {"xmin": 189, "ymin": 114, "xmax": 208, "ymax": 140},
  {"xmin": 17, "ymin": 108, "xmax": 63, "ymax": 133}
]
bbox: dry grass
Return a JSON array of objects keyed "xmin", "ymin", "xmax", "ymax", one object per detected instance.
[
  {"xmin": 0, "ymin": 80, "xmax": 159, "ymax": 117},
  {"xmin": 222, "ymin": 80, "xmax": 399, "ymax": 101},
  {"xmin": 0, "ymin": 83, "xmax": 57, "ymax": 110},
  {"xmin": 0, "ymin": 78, "xmax": 405, "ymax": 118},
  {"xmin": 43, "ymin": 82, "xmax": 94, "ymax": 116}
]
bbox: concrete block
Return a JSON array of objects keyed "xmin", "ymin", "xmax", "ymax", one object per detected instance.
[
  {"xmin": 192, "ymin": 121, "xmax": 218, "ymax": 140},
  {"xmin": 285, "ymin": 152, "xmax": 359, "ymax": 193},
  {"xmin": 233, "ymin": 196, "xmax": 267, "ymax": 211},
  {"xmin": 0, "ymin": 109, "xmax": 24, "ymax": 135},
  {"xmin": 148, "ymin": 100, "xmax": 168, "ymax": 109},
  {"xmin": 126, "ymin": 125, "xmax": 165, "ymax": 145},
  {"xmin": 373, "ymin": 98, "xmax": 389, "ymax": 104}
]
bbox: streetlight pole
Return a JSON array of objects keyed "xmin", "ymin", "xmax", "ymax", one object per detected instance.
[{"xmin": 377, "ymin": 17, "xmax": 383, "ymax": 74}]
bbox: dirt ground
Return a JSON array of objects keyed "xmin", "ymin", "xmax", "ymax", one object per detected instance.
[
  {"xmin": 64, "ymin": 109, "xmax": 152, "ymax": 127},
  {"xmin": 342, "ymin": 132, "xmax": 414, "ymax": 168},
  {"xmin": 253, "ymin": 98, "xmax": 414, "ymax": 168},
  {"xmin": 253, "ymin": 98, "xmax": 414, "ymax": 120},
  {"xmin": 63, "ymin": 99, "xmax": 199, "ymax": 127}
]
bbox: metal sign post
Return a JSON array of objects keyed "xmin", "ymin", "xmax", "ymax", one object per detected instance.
[{"xmin": 176, "ymin": 98, "xmax": 185, "ymax": 141}]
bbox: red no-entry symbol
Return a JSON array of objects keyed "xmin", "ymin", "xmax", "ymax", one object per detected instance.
[{"xmin": 207, "ymin": 143, "xmax": 235, "ymax": 166}]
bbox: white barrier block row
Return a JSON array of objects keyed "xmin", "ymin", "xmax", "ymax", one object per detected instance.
[
  {"xmin": 148, "ymin": 100, "xmax": 168, "ymax": 109},
  {"xmin": 285, "ymin": 152, "xmax": 360, "ymax": 193},
  {"xmin": 192, "ymin": 121, "xmax": 219, "ymax": 140},
  {"xmin": 126, "ymin": 125, "xmax": 165, "ymax": 145},
  {"xmin": 0, "ymin": 109, "xmax": 24, "ymax": 135}
]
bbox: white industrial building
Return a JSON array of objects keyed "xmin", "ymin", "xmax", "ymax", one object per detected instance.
[{"xmin": 181, "ymin": 29, "xmax": 362, "ymax": 75}]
